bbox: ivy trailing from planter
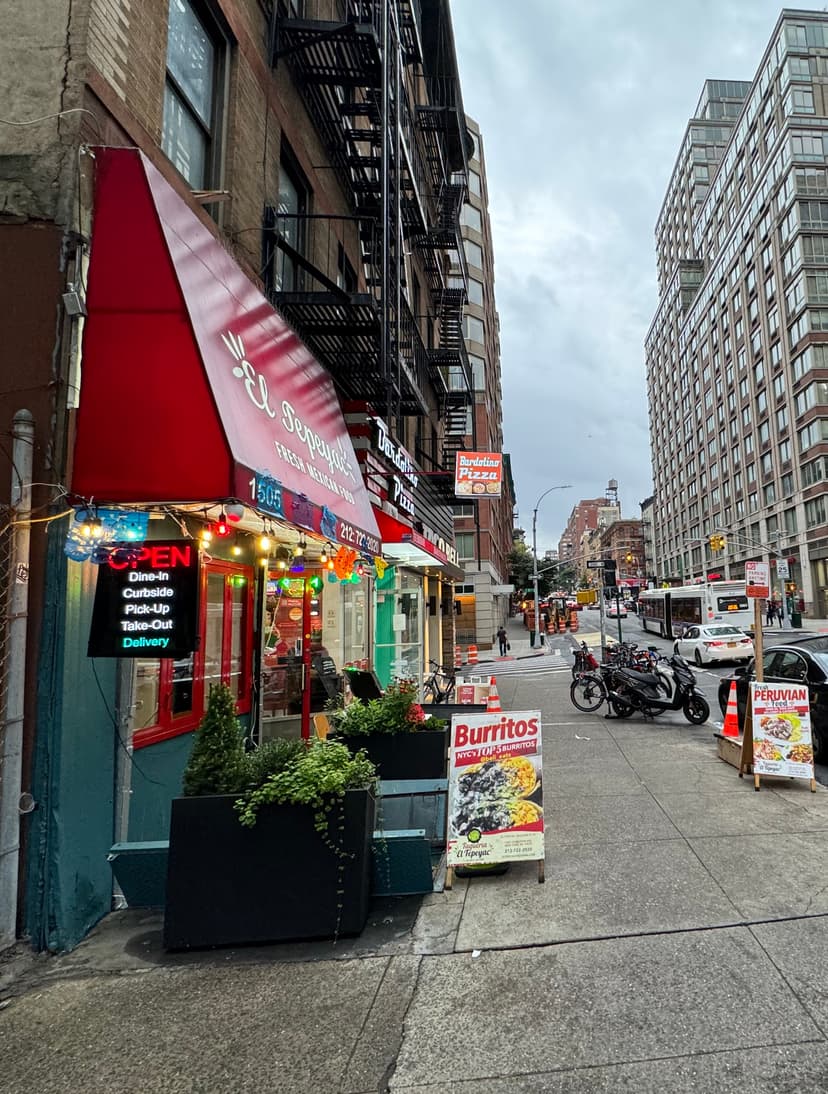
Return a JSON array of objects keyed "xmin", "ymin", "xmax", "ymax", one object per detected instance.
[
  {"xmin": 235, "ymin": 740, "xmax": 377, "ymax": 836},
  {"xmin": 235, "ymin": 740, "xmax": 378, "ymax": 942}
]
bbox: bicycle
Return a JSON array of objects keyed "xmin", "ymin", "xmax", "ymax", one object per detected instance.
[{"xmin": 423, "ymin": 659, "xmax": 456, "ymax": 704}]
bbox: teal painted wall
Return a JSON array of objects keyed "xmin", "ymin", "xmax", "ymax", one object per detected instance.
[
  {"xmin": 127, "ymin": 713, "xmax": 249, "ymax": 842},
  {"xmin": 27, "ymin": 537, "xmax": 117, "ymax": 952}
]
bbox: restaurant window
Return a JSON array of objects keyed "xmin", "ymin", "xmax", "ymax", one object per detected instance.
[
  {"xmin": 132, "ymin": 558, "xmax": 253, "ymax": 748},
  {"xmin": 162, "ymin": 0, "xmax": 226, "ymax": 190}
]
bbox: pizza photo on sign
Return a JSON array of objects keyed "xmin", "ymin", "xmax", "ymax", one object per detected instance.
[{"xmin": 454, "ymin": 452, "xmax": 503, "ymax": 499}]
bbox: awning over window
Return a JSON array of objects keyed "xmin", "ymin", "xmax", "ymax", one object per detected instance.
[
  {"xmin": 72, "ymin": 147, "xmax": 380, "ymax": 555},
  {"xmin": 373, "ymin": 509, "xmax": 464, "ymax": 581}
]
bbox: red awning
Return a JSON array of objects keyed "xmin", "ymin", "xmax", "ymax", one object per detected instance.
[
  {"xmin": 72, "ymin": 147, "xmax": 380, "ymax": 554},
  {"xmin": 373, "ymin": 509, "xmax": 464, "ymax": 580}
]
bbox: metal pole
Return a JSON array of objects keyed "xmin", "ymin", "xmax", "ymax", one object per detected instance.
[
  {"xmin": 775, "ymin": 534, "xmax": 790, "ymax": 630},
  {"xmin": 530, "ymin": 485, "xmax": 572, "ymax": 649},
  {"xmin": 532, "ymin": 507, "xmax": 540, "ymax": 649},
  {"xmin": 0, "ymin": 409, "xmax": 34, "ymax": 949},
  {"xmin": 381, "ymin": 0, "xmax": 391, "ymax": 423},
  {"xmin": 599, "ymin": 577, "xmax": 608, "ymax": 660}
]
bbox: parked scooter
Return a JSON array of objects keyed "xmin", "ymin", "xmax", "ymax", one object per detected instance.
[{"xmin": 606, "ymin": 653, "xmax": 709, "ymax": 723}]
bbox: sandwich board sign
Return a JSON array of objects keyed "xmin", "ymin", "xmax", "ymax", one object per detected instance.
[{"xmin": 445, "ymin": 708, "xmax": 545, "ymax": 886}]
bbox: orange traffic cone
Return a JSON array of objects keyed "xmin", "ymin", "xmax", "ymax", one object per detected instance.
[
  {"xmin": 486, "ymin": 676, "xmax": 502, "ymax": 713},
  {"xmin": 722, "ymin": 680, "xmax": 740, "ymax": 738}
]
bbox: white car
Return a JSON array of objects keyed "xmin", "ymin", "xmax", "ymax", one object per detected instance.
[
  {"xmin": 674, "ymin": 624, "xmax": 754, "ymax": 666},
  {"xmin": 607, "ymin": 602, "xmax": 627, "ymax": 618}
]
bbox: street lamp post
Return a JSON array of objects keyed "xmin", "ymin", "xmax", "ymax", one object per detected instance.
[{"xmin": 532, "ymin": 485, "xmax": 572, "ymax": 649}]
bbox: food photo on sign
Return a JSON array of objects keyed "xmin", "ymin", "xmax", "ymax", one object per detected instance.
[
  {"xmin": 454, "ymin": 452, "xmax": 503, "ymax": 498},
  {"xmin": 447, "ymin": 709, "xmax": 544, "ymax": 867},
  {"xmin": 750, "ymin": 681, "xmax": 815, "ymax": 779}
]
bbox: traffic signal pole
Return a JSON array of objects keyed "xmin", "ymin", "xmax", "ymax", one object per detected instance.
[{"xmin": 712, "ymin": 529, "xmax": 791, "ymax": 629}]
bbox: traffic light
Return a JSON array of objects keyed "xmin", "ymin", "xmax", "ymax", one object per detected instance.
[
  {"xmin": 625, "ymin": 552, "xmax": 633, "ymax": 563},
  {"xmin": 785, "ymin": 581, "xmax": 796, "ymax": 595},
  {"xmin": 709, "ymin": 534, "xmax": 726, "ymax": 551},
  {"xmin": 605, "ymin": 570, "xmax": 616, "ymax": 588}
]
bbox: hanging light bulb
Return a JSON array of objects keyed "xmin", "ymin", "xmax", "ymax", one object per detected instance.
[
  {"xmin": 293, "ymin": 539, "xmax": 306, "ymax": 558},
  {"xmin": 259, "ymin": 533, "xmax": 271, "ymax": 552},
  {"xmin": 232, "ymin": 542, "xmax": 242, "ymax": 557},
  {"xmin": 201, "ymin": 526, "xmax": 213, "ymax": 544},
  {"xmin": 319, "ymin": 545, "xmax": 328, "ymax": 564},
  {"xmin": 213, "ymin": 511, "xmax": 231, "ymax": 538},
  {"xmin": 259, "ymin": 556, "xmax": 268, "ymax": 568}
]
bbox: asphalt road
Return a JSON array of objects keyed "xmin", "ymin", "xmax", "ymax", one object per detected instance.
[{"xmin": 576, "ymin": 606, "xmax": 828, "ymax": 787}]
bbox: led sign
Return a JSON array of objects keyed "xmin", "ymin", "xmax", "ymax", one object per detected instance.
[{"xmin": 88, "ymin": 540, "xmax": 200, "ymax": 658}]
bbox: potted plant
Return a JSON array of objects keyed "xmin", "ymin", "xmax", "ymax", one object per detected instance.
[
  {"xmin": 164, "ymin": 684, "xmax": 377, "ymax": 951},
  {"xmin": 331, "ymin": 679, "xmax": 449, "ymax": 780}
]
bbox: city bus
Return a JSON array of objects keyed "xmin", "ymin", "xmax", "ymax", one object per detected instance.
[{"xmin": 637, "ymin": 581, "xmax": 752, "ymax": 639}]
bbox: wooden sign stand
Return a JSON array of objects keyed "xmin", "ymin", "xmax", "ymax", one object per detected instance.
[{"xmin": 739, "ymin": 597, "xmax": 817, "ymax": 792}]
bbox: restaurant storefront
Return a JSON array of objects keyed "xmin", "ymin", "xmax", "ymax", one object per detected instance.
[
  {"xmin": 26, "ymin": 147, "xmax": 381, "ymax": 949},
  {"xmin": 344, "ymin": 404, "xmax": 462, "ymax": 690}
]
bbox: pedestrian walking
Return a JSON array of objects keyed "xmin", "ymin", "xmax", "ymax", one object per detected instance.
[
  {"xmin": 775, "ymin": 601, "xmax": 784, "ymax": 626},
  {"xmin": 496, "ymin": 625, "xmax": 508, "ymax": 656},
  {"xmin": 766, "ymin": 599, "xmax": 775, "ymax": 627}
]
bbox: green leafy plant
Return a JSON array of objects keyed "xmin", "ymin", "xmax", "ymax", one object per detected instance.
[
  {"xmin": 182, "ymin": 683, "xmax": 245, "ymax": 797},
  {"xmin": 241, "ymin": 737, "xmax": 305, "ymax": 789},
  {"xmin": 334, "ymin": 678, "xmax": 440, "ymax": 737},
  {"xmin": 235, "ymin": 739, "xmax": 377, "ymax": 830}
]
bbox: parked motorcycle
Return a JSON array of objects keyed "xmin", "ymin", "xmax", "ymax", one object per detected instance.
[{"xmin": 608, "ymin": 654, "xmax": 709, "ymax": 723}]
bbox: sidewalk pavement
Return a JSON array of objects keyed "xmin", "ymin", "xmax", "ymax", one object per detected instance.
[{"xmin": 3, "ymin": 664, "xmax": 828, "ymax": 1091}]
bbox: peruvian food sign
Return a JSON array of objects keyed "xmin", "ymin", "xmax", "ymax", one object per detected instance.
[
  {"xmin": 750, "ymin": 682, "xmax": 815, "ymax": 781},
  {"xmin": 447, "ymin": 709, "xmax": 544, "ymax": 866}
]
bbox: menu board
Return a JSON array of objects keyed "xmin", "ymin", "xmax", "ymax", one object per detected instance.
[
  {"xmin": 447, "ymin": 709, "xmax": 544, "ymax": 867},
  {"xmin": 88, "ymin": 541, "xmax": 200, "ymax": 658},
  {"xmin": 750, "ymin": 682, "xmax": 815, "ymax": 780}
]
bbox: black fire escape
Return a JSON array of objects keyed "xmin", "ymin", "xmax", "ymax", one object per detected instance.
[{"xmin": 264, "ymin": 0, "xmax": 475, "ymax": 491}]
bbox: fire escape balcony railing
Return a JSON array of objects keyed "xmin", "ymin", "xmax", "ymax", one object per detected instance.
[
  {"xmin": 265, "ymin": 210, "xmax": 431, "ymax": 416},
  {"xmin": 274, "ymin": 2, "xmax": 431, "ymax": 235},
  {"xmin": 412, "ymin": 180, "xmax": 467, "ymax": 299},
  {"xmin": 397, "ymin": 298, "xmax": 432, "ymax": 415}
]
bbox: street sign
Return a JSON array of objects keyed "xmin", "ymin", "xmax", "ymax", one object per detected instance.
[
  {"xmin": 776, "ymin": 558, "xmax": 790, "ymax": 579},
  {"xmin": 586, "ymin": 560, "xmax": 604, "ymax": 569},
  {"xmin": 745, "ymin": 560, "xmax": 770, "ymax": 599}
]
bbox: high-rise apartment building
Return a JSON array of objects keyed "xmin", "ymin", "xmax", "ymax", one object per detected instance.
[
  {"xmin": 647, "ymin": 10, "xmax": 828, "ymax": 613},
  {"xmin": 452, "ymin": 116, "xmax": 516, "ymax": 649}
]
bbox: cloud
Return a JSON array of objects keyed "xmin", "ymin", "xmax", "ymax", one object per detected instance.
[{"xmin": 450, "ymin": 0, "xmax": 791, "ymax": 551}]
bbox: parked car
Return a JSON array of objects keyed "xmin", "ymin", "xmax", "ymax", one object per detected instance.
[
  {"xmin": 607, "ymin": 602, "xmax": 627, "ymax": 618},
  {"xmin": 674, "ymin": 624, "xmax": 754, "ymax": 666},
  {"xmin": 717, "ymin": 640, "xmax": 828, "ymax": 762}
]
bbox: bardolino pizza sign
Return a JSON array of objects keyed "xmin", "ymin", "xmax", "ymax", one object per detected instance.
[{"xmin": 446, "ymin": 709, "xmax": 545, "ymax": 884}]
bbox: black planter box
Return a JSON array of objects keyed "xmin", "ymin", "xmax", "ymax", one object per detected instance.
[
  {"xmin": 164, "ymin": 788, "xmax": 375, "ymax": 951},
  {"xmin": 422, "ymin": 703, "xmax": 487, "ymax": 719},
  {"xmin": 342, "ymin": 727, "xmax": 449, "ymax": 780}
]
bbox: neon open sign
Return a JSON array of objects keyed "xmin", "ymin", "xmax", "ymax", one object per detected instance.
[{"xmin": 88, "ymin": 539, "xmax": 200, "ymax": 658}]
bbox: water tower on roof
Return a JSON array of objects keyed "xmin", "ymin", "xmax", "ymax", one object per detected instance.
[{"xmin": 605, "ymin": 479, "xmax": 619, "ymax": 507}]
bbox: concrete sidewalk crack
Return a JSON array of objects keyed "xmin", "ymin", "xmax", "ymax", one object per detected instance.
[{"xmin": 376, "ymin": 955, "xmax": 423, "ymax": 1094}]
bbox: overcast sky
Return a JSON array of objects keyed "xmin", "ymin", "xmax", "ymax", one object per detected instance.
[{"xmin": 450, "ymin": 0, "xmax": 797, "ymax": 554}]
